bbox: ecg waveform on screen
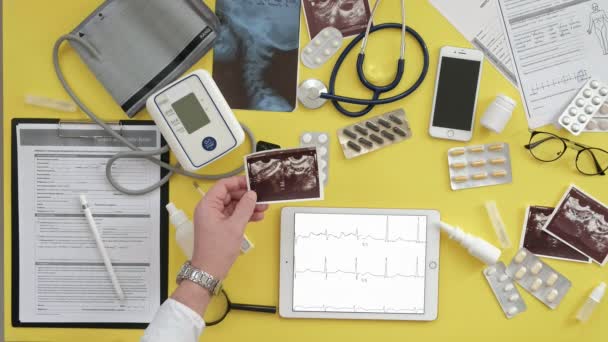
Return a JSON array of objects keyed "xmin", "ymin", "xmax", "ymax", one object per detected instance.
[
  {"xmin": 295, "ymin": 256, "xmax": 423, "ymax": 280},
  {"xmin": 295, "ymin": 217, "xmax": 425, "ymax": 244}
]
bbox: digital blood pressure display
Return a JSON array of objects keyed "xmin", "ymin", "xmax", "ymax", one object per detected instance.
[{"xmin": 146, "ymin": 70, "xmax": 245, "ymax": 172}]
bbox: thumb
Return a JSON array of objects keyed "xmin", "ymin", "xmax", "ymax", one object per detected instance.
[{"xmin": 230, "ymin": 191, "xmax": 258, "ymax": 228}]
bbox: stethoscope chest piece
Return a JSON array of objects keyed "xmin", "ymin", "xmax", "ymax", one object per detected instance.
[{"xmin": 297, "ymin": 79, "xmax": 328, "ymax": 109}]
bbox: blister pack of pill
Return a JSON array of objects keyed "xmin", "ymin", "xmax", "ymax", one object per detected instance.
[
  {"xmin": 583, "ymin": 102, "xmax": 608, "ymax": 132},
  {"xmin": 558, "ymin": 79, "xmax": 608, "ymax": 135},
  {"xmin": 447, "ymin": 143, "xmax": 512, "ymax": 191},
  {"xmin": 337, "ymin": 109, "xmax": 412, "ymax": 159},
  {"xmin": 301, "ymin": 27, "xmax": 343, "ymax": 69},
  {"xmin": 483, "ymin": 262, "xmax": 527, "ymax": 319},
  {"xmin": 300, "ymin": 132, "xmax": 329, "ymax": 184},
  {"xmin": 506, "ymin": 248, "xmax": 571, "ymax": 309}
]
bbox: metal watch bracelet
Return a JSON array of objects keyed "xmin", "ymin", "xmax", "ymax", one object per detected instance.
[{"xmin": 176, "ymin": 261, "xmax": 222, "ymax": 296}]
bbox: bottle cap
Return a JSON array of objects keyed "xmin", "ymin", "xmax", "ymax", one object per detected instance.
[
  {"xmin": 590, "ymin": 282, "xmax": 606, "ymax": 302},
  {"xmin": 166, "ymin": 202, "xmax": 188, "ymax": 226}
]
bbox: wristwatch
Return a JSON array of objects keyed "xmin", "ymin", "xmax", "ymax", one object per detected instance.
[{"xmin": 176, "ymin": 261, "xmax": 222, "ymax": 295}]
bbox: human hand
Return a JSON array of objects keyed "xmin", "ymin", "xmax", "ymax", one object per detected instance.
[{"xmin": 191, "ymin": 176, "xmax": 269, "ymax": 279}]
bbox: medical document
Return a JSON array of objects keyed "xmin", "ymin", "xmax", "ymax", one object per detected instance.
[
  {"xmin": 16, "ymin": 123, "xmax": 165, "ymax": 323},
  {"xmin": 430, "ymin": 0, "xmax": 517, "ymax": 85},
  {"xmin": 498, "ymin": 0, "xmax": 608, "ymax": 128}
]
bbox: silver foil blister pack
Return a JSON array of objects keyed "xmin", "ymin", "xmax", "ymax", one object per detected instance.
[
  {"xmin": 447, "ymin": 143, "xmax": 512, "ymax": 190},
  {"xmin": 506, "ymin": 248, "xmax": 571, "ymax": 309},
  {"xmin": 300, "ymin": 132, "xmax": 329, "ymax": 184},
  {"xmin": 337, "ymin": 109, "xmax": 412, "ymax": 159},
  {"xmin": 483, "ymin": 262, "xmax": 527, "ymax": 319}
]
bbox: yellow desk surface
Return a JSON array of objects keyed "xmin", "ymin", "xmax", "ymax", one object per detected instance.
[{"xmin": 3, "ymin": 1, "xmax": 608, "ymax": 341}]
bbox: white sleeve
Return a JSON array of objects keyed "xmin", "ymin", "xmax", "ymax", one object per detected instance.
[{"xmin": 141, "ymin": 298, "xmax": 205, "ymax": 342}]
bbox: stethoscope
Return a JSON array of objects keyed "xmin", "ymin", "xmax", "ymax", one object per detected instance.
[{"xmin": 297, "ymin": 0, "xmax": 430, "ymax": 118}]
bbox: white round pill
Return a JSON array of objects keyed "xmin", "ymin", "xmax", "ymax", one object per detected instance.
[
  {"xmin": 304, "ymin": 47, "xmax": 313, "ymax": 54},
  {"xmin": 587, "ymin": 120, "xmax": 598, "ymax": 130},
  {"xmin": 314, "ymin": 40, "xmax": 321, "ymax": 46},
  {"xmin": 332, "ymin": 40, "xmax": 340, "ymax": 48},
  {"xmin": 507, "ymin": 307, "xmax": 519, "ymax": 315},
  {"xmin": 322, "ymin": 30, "xmax": 330, "ymax": 37},
  {"xmin": 592, "ymin": 97, "xmax": 602, "ymax": 105},
  {"xmin": 314, "ymin": 57, "xmax": 322, "ymax": 64},
  {"xmin": 302, "ymin": 133, "xmax": 313, "ymax": 144},
  {"xmin": 485, "ymin": 267, "xmax": 496, "ymax": 276},
  {"xmin": 571, "ymin": 123, "xmax": 581, "ymax": 132},
  {"xmin": 531, "ymin": 278, "xmax": 543, "ymax": 291},
  {"xmin": 599, "ymin": 120, "xmax": 608, "ymax": 130},
  {"xmin": 509, "ymin": 294, "xmax": 520, "ymax": 302},
  {"xmin": 318, "ymin": 134, "xmax": 328, "ymax": 144},
  {"xmin": 514, "ymin": 267, "xmax": 527, "ymax": 280},
  {"xmin": 504, "ymin": 283, "xmax": 514, "ymax": 292},
  {"xmin": 601, "ymin": 104, "xmax": 608, "ymax": 114},
  {"xmin": 530, "ymin": 262, "xmax": 543, "ymax": 275},
  {"xmin": 569, "ymin": 107, "xmax": 578, "ymax": 116},
  {"xmin": 583, "ymin": 89, "xmax": 593, "ymax": 98},
  {"xmin": 561, "ymin": 116, "xmax": 572, "ymax": 125},
  {"xmin": 323, "ymin": 49, "xmax": 331, "ymax": 56},
  {"xmin": 585, "ymin": 106, "xmax": 595, "ymax": 114},
  {"xmin": 499, "ymin": 274, "xmax": 509, "ymax": 282},
  {"xmin": 578, "ymin": 114, "xmax": 588, "ymax": 123},
  {"xmin": 576, "ymin": 99, "xmax": 585, "ymax": 107},
  {"xmin": 514, "ymin": 250, "xmax": 527, "ymax": 263},
  {"xmin": 319, "ymin": 159, "xmax": 327, "ymax": 168},
  {"xmin": 547, "ymin": 289, "xmax": 559, "ymax": 303},
  {"xmin": 591, "ymin": 80, "xmax": 600, "ymax": 89},
  {"xmin": 318, "ymin": 147, "xmax": 328, "ymax": 157},
  {"xmin": 546, "ymin": 273, "xmax": 559, "ymax": 286},
  {"xmin": 600, "ymin": 88, "xmax": 608, "ymax": 96}
]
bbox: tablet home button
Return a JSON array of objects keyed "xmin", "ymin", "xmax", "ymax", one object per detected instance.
[
  {"xmin": 429, "ymin": 261, "xmax": 437, "ymax": 269},
  {"xmin": 447, "ymin": 130, "xmax": 454, "ymax": 138}
]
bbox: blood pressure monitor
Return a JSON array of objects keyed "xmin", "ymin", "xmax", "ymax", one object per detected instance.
[{"xmin": 146, "ymin": 70, "xmax": 245, "ymax": 172}]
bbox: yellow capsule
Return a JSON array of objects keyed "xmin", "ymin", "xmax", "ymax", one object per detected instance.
[
  {"xmin": 492, "ymin": 170, "xmax": 508, "ymax": 178},
  {"xmin": 453, "ymin": 175, "xmax": 468, "ymax": 183},
  {"xmin": 451, "ymin": 162, "xmax": 467, "ymax": 169},
  {"xmin": 450, "ymin": 148, "xmax": 466, "ymax": 156},
  {"xmin": 488, "ymin": 143, "xmax": 505, "ymax": 151},
  {"xmin": 472, "ymin": 173, "xmax": 488, "ymax": 180},
  {"xmin": 471, "ymin": 159, "xmax": 487, "ymax": 167},
  {"xmin": 490, "ymin": 157, "xmax": 506, "ymax": 165},
  {"xmin": 469, "ymin": 145, "xmax": 485, "ymax": 153}
]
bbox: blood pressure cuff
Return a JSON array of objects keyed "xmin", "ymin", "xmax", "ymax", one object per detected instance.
[{"xmin": 69, "ymin": 0, "xmax": 219, "ymax": 117}]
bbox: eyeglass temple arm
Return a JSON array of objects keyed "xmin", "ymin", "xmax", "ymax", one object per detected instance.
[
  {"xmin": 524, "ymin": 136, "xmax": 554, "ymax": 149},
  {"xmin": 584, "ymin": 149, "xmax": 606, "ymax": 175}
]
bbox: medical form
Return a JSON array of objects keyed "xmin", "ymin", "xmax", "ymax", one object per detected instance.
[
  {"xmin": 14, "ymin": 122, "xmax": 167, "ymax": 325},
  {"xmin": 498, "ymin": 0, "xmax": 608, "ymax": 128},
  {"xmin": 430, "ymin": 0, "xmax": 517, "ymax": 85}
]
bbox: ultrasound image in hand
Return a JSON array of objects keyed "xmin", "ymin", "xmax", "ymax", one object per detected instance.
[{"xmin": 245, "ymin": 147, "xmax": 322, "ymax": 203}]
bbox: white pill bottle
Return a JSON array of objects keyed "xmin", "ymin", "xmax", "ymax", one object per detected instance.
[{"xmin": 481, "ymin": 95, "xmax": 517, "ymax": 133}]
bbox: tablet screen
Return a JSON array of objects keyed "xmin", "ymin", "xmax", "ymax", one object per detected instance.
[{"xmin": 292, "ymin": 213, "xmax": 427, "ymax": 314}]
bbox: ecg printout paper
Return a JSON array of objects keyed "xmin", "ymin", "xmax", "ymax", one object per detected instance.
[
  {"xmin": 498, "ymin": 0, "xmax": 608, "ymax": 129},
  {"xmin": 430, "ymin": 0, "xmax": 517, "ymax": 85},
  {"xmin": 16, "ymin": 123, "xmax": 164, "ymax": 323},
  {"xmin": 292, "ymin": 213, "xmax": 427, "ymax": 314}
]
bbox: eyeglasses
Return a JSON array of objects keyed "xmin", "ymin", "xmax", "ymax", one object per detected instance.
[{"xmin": 524, "ymin": 131, "xmax": 607, "ymax": 176}]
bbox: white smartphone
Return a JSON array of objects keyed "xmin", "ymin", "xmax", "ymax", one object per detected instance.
[{"xmin": 429, "ymin": 46, "xmax": 484, "ymax": 141}]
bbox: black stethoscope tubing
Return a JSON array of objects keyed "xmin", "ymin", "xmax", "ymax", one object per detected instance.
[{"xmin": 321, "ymin": 23, "xmax": 430, "ymax": 118}]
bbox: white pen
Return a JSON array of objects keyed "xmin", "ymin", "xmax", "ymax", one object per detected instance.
[{"xmin": 79, "ymin": 194, "xmax": 125, "ymax": 300}]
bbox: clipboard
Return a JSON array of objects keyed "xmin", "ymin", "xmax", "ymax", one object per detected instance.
[{"xmin": 11, "ymin": 118, "xmax": 170, "ymax": 329}]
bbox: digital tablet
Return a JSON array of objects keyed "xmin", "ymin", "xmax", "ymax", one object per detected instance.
[{"xmin": 279, "ymin": 207, "xmax": 440, "ymax": 321}]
